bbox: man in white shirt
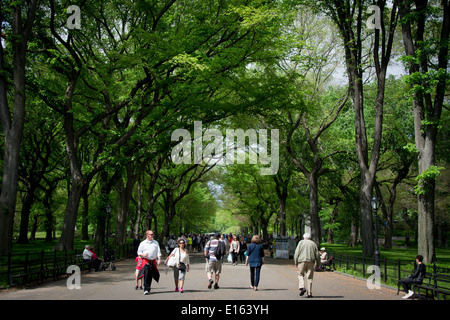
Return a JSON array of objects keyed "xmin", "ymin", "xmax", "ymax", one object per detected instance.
[
  {"xmin": 82, "ymin": 245, "xmax": 93, "ymax": 260},
  {"xmin": 137, "ymin": 230, "xmax": 161, "ymax": 294}
]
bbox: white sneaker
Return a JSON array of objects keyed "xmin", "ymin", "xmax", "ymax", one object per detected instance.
[
  {"xmin": 402, "ymin": 290, "xmax": 414, "ymax": 299},
  {"xmin": 144, "ymin": 291, "xmax": 150, "ymax": 295}
]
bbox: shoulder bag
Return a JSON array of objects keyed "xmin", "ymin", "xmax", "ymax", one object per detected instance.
[
  {"xmin": 177, "ymin": 248, "xmax": 187, "ymax": 271},
  {"xmin": 167, "ymin": 248, "xmax": 178, "ymax": 268}
]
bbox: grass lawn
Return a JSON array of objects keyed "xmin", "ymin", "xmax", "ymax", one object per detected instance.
[
  {"xmin": 320, "ymin": 242, "xmax": 450, "ymax": 267},
  {"xmin": 9, "ymin": 232, "xmax": 91, "ymax": 255},
  {"xmin": 319, "ymin": 242, "xmax": 450, "ymax": 289}
]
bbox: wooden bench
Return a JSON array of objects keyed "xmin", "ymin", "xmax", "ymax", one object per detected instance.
[{"xmin": 73, "ymin": 254, "xmax": 93, "ymax": 272}]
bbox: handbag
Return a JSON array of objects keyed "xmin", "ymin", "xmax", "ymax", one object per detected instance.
[
  {"xmin": 177, "ymin": 248, "xmax": 186, "ymax": 271},
  {"xmin": 177, "ymin": 262, "xmax": 186, "ymax": 271},
  {"xmin": 167, "ymin": 254, "xmax": 177, "ymax": 268}
]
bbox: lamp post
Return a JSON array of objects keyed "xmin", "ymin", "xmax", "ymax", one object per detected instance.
[
  {"xmin": 370, "ymin": 196, "xmax": 380, "ymax": 267},
  {"xmin": 105, "ymin": 204, "xmax": 112, "ymax": 254}
]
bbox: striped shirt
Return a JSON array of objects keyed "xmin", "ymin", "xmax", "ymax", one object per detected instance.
[{"xmin": 205, "ymin": 239, "xmax": 220, "ymax": 261}]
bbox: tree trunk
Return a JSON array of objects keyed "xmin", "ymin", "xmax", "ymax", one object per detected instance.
[
  {"xmin": 81, "ymin": 187, "xmax": 90, "ymax": 241},
  {"xmin": 56, "ymin": 179, "xmax": 84, "ymax": 251},
  {"xmin": 115, "ymin": 165, "xmax": 138, "ymax": 246},
  {"xmin": 327, "ymin": 204, "xmax": 338, "ymax": 244},
  {"xmin": 308, "ymin": 171, "xmax": 321, "ymax": 246},
  {"xmin": 375, "ymin": 154, "xmax": 413, "ymax": 250},
  {"xmin": 134, "ymin": 178, "xmax": 143, "ymax": 236},
  {"xmin": 279, "ymin": 195, "xmax": 287, "ymax": 236},
  {"xmin": 0, "ymin": 0, "xmax": 38, "ymax": 255},
  {"xmin": 54, "ymin": 77, "xmax": 83, "ymax": 251},
  {"xmin": 94, "ymin": 170, "xmax": 116, "ymax": 249},
  {"xmin": 160, "ymin": 190, "xmax": 176, "ymax": 242},
  {"xmin": 17, "ymin": 191, "xmax": 35, "ymax": 244},
  {"xmin": 30, "ymin": 213, "xmax": 38, "ymax": 240},
  {"xmin": 348, "ymin": 215, "xmax": 358, "ymax": 247},
  {"xmin": 43, "ymin": 190, "xmax": 54, "ymax": 242},
  {"xmin": 274, "ymin": 173, "xmax": 289, "ymax": 237},
  {"xmin": 417, "ymin": 149, "xmax": 436, "ymax": 262}
]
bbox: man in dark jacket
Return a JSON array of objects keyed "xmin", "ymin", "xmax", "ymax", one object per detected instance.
[{"xmin": 398, "ymin": 255, "xmax": 426, "ymax": 299}]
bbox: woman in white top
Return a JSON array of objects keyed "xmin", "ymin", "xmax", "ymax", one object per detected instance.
[
  {"xmin": 167, "ymin": 239, "xmax": 190, "ymax": 293},
  {"xmin": 230, "ymin": 235, "xmax": 240, "ymax": 265}
]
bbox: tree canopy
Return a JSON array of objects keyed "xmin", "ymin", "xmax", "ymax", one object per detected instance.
[{"xmin": 0, "ymin": 0, "xmax": 448, "ymax": 263}]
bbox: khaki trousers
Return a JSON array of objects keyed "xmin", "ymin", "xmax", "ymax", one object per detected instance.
[{"xmin": 297, "ymin": 261, "xmax": 315, "ymax": 295}]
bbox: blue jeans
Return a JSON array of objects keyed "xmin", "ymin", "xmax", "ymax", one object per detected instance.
[{"xmin": 250, "ymin": 266, "xmax": 261, "ymax": 287}]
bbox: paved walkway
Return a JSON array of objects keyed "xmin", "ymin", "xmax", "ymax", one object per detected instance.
[{"xmin": 0, "ymin": 252, "xmax": 402, "ymax": 301}]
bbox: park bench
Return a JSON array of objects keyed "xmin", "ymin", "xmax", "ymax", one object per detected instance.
[
  {"xmin": 73, "ymin": 254, "xmax": 93, "ymax": 272},
  {"xmin": 412, "ymin": 272, "xmax": 450, "ymax": 300}
]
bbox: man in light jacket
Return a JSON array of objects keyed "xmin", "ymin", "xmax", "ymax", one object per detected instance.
[{"xmin": 294, "ymin": 233, "xmax": 320, "ymax": 298}]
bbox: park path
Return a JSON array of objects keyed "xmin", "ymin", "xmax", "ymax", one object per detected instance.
[{"xmin": 0, "ymin": 252, "xmax": 402, "ymax": 301}]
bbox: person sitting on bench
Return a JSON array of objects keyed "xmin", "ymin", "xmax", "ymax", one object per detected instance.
[
  {"xmin": 398, "ymin": 255, "xmax": 426, "ymax": 299},
  {"xmin": 318, "ymin": 248, "xmax": 330, "ymax": 270},
  {"xmin": 83, "ymin": 245, "xmax": 103, "ymax": 271}
]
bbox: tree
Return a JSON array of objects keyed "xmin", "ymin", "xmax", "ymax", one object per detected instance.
[
  {"xmin": 0, "ymin": 0, "xmax": 38, "ymax": 254},
  {"xmin": 310, "ymin": 0, "xmax": 399, "ymax": 255},
  {"xmin": 398, "ymin": 0, "xmax": 449, "ymax": 263},
  {"xmin": 285, "ymin": 87, "xmax": 349, "ymax": 245},
  {"xmin": 372, "ymin": 76, "xmax": 415, "ymax": 249},
  {"xmin": 16, "ymin": 102, "xmax": 64, "ymax": 244},
  {"xmin": 39, "ymin": 0, "xmax": 292, "ymax": 250},
  {"xmin": 220, "ymin": 164, "xmax": 279, "ymax": 239}
]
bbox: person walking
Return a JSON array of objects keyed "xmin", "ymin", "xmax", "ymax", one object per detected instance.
[
  {"xmin": 166, "ymin": 238, "xmax": 190, "ymax": 293},
  {"xmin": 167, "ymin": 235, "xmax": 176, "ymax": 255},
  {"xmin": 132, "ymin": 234, "xmax": 140, "ymax": 257},
  {"xmin": 294, "ymin": 233, "xmax": 320, "ymax": 298},
  {"xmin": 245, "ymin": 235, "xmax": 265, "ymax": 291},
  {"xmin": 134, "ymin": 256, "xmax": 143, "ymax": 290},
  {"xmin": 187, "ymin": 234, "xmax": 193, "ymax": 252},
  {"xmin": 137, "ymin": 230, "xmax": 161, "ymax": 295},
  {"xmin": 239, "ymin": 237, "xmax": 247, "ymax": 263},
  {"xmin": 230, "ymin": 235, "xmax": 240, "ymax": 265},
  {"xmin": 204, "ymin": 232, "xmax": 225, "ymax": 289}
]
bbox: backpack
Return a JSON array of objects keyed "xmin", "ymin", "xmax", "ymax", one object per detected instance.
[{"xmin": 213, "ymin": 241, "xmax": 226, "ymax": 260}]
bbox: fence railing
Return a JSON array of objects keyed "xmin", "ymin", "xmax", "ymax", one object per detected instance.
[
  {"xmin": 330, "ymin": 251, "xmax": 450, "ymax": 289},
  {"xmin": 0, "ymin": 243, "xmax": 132, "ymax": 289}
]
